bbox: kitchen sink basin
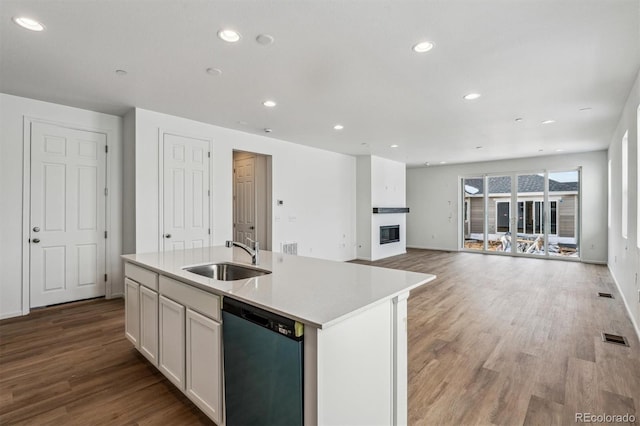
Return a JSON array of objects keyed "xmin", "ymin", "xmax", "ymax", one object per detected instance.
[{"xmin": 183, "ymin": 262, "xmax": 272, "ymax": 281}]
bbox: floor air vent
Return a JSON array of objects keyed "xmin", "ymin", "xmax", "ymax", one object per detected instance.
[
  {"xmin": 598, "ymin": 292, "xmax": 614, "ymax": 298},
  {"xmin": 601, "ymin": 332, "xmax": 629, "ymax": 347}
]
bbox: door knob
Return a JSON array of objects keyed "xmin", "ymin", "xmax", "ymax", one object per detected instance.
[
  {"xmin": 32, "ymin": 238, "xmax": 41, "ymax": 243},
  {"xmin": 33, "ymin": 226, "xmax": 40, "ymax": 232},
  {"xmin": 249, "ymin": 226, "xmax": 255, "ymax": 230},
  {"xmin": 165, "ymin": 234, "xmax": 172, "ymax": 238}
]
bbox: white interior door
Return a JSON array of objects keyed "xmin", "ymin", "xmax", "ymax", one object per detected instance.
[
  {"xmin": 163, "ymin": 134, "xmax": 210, "ymax": 251},
  {"xmin": 29, "ymin": 122, "xmax": 106, "ymax": 308},
  {"xmin": 233, "ymin": 155, "xmax": 256, "ymax": 244}
]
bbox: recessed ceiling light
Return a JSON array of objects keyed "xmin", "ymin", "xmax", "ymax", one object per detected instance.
[
  {"xmin": 264, "ymin": 128, "xmax": 273, "ymax": 133},
  {"xmin": 218, "ymin": 29, "xmax": 241, "ymax": 43},
  {"xmin": 333, "ymin": 124, "xmax": 344, "ymax": 130},
  {"xmin": 425, "ymin": 162, "xmax": 431, "ymax": 166},
  {"xmin": 390, "ymin": 144, "xmax": 399, "ymax": 148},
  {"xmin": 579, "ymin": 107, "xmax": 592, "ymax": 111},
  {"xmin": 515, "ymin": 117, "xmax": 524, "ymax": 122},
  {"xmin": 538, "ymin": 149, "xmax": 544, "ymax": 152},
  {"xmin": 256, "ymin": 34, "xmax": 274, "ymax": 45},
  {"xmin": 12, "ymin": 16, "xmax": 45, "ymax": 31},
  {"xmin": 263, "ymin": 100, "xmax": 277, "ymax": 107},
  {"xmin": 412, "ymin": 41, "xmax": 435, "ymax": 53},
  {"xmin": 463, "ymin": 93, "xmax": 481, "ymax": 100},
  {"xmin": 556, "ymin": 148, "xmax": 564, "ymax": 152},
  {"xmin": 206, "ymin": 67, "xmax": 222, "ymax": 76},
  {"xmin": 440, "ymin": 161, "xmax": 447, "ymax": 164},
  {"xmin": 542, "ymin": 119, "xmax": 556, "ymax": 124},
  {"xmin": 115, "ymin": 69, "xmax": 127, "ymax": 76},
  {"xmin": 475, "ymin": 146, "xmax": 483, "ymax": 149}
]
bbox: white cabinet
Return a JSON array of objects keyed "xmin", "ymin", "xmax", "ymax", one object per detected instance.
[
  {"xmin": 124, "ymin": 278, "xmax": 140, "ymax": 346},
  {"xmin": 186, "ymin": 308, "xmax": 222, "ymax": 424},
  {"xmin": 139, "ymin": 285, "xmax": 159, "ymax": 365},
  {"xmin": 159, "ymin": 295, "xmax": 186, "ymax": 390},
  {"xmin": 124, "ymin": 264, "xmax": 222, "ymax": 424}
]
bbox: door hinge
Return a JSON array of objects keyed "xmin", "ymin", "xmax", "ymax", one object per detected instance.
[
  {"xmin": 208, "ymin": 189, "xmax": 210, "ymax": 196},
  {"xmin": 208, "ymin": 228, "xmax": 211, "ymax": 235},
  {"xmin": 104, "ymin": 273, "xmax": 108, "ymax": 282},
  {"xmin": 104, "ymin": 187, "xmax": 108, "ymax": 196},
  {"xmin": 105, "ymin": 145, "xmax": 109, "ymax": 153},
  {"xmin": 208, "ymin": 151, "xmax": 211, "ymax": 158},
  {"xmin": 104, "ymin": 231, "xmax": 108, "ymax": 239}
]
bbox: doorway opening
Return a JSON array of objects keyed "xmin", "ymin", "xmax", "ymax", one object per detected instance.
[{"xmin": 232, "ymin": 151, "xmax": 272, "ymax": 250}]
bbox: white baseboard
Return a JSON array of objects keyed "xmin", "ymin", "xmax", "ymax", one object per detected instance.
[
  {"xmin": 0, "ymin": 310, "xmax": 25, "ymax": 320},
  {"xmin": 581, "ymin": 259, "xmax": 607, "ymax": 265},
  {"xmin": 355, "ymin": 256, "xmax": 372, "ymax": 261},
  {"xmin": 108, "ymin": 292, "xmax": 124, "ymax": 299},
  {"xmin": 608, "ymin": 264, "xmax": 640, "ymax": 342},
  {"xmin": 406, "ymin": 245, "xmax": 457, "ymax": 252}
]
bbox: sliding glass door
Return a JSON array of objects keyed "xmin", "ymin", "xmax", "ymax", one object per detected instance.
[{"xmin": 461, "ymin": 169, "xmax": 580, "ymax": 260}]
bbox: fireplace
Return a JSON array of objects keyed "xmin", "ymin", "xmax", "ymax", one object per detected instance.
[{"xmin": 380, "ymin": 225, "xmax": 400, "ymax": 244}]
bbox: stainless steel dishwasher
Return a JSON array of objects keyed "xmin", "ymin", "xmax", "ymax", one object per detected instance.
[{"xmin": 222, "ymin": 297, "xmax": 304, "ymax": 426}]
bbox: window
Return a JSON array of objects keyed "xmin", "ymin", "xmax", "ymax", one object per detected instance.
[
  {"xmin": 461, "ymin": 170, "xmax": 579, "ymax": 258},
  {"xmin": 622, "ymin": 131, "xmax": 628, "ymax": 239}
]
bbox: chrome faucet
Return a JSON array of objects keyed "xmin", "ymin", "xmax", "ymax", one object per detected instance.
[{"xmin": 225, "ymin": 238, "xmax": 260, "ymax": 265}]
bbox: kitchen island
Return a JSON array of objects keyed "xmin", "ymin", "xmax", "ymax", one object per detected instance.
[{"xmin": 122, "ymin": 246, "xmax": 435, "ymax": 426}]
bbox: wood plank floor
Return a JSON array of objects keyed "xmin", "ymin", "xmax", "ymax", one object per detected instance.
[
  {"xmin": 353, "ymin": 250, "xmax": 640, "ymax": 425},
  {"xmin": 1, "ymin": 249, "xmax": 638, "ymax": 425}
]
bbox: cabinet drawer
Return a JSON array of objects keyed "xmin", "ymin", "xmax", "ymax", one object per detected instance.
[
  {"xmin": 125, "ymin": 262, "xmax": 159, "ymax": 291},
  {"xmin": 159, "ymin": 276, "xmax": 220, "ymax": 321}
]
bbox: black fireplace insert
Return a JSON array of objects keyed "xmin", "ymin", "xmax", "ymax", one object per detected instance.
[{"xmin": 380, "ymin": 225, "xmax": 400, "ymax": 244}]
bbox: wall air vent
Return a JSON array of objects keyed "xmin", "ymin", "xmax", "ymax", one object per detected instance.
[{"xmin": 598, "ymin": 292, "xmax": 614, "ymax": 298}]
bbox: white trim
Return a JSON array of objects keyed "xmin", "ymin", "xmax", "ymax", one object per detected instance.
[
  {"xmin": 608, "ymin": 264, "xmax": 640, "ymax": 342},
  {"xmin": 0, "ymin": 310, "xmax": 25, "ymax": 320},
  {"xmin": 406, "ymin": 245, "xmax": 457, "ymax": 252},
  {"xmin": 21, "ymin": 116, "xmax": 112, "ymax": 313},
  {"xmin": 21, "ymin": 117, "xmax": 31, "ymax": 315}
]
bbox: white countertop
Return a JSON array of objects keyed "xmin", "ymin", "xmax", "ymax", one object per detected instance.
[{"xmin": 122, "ymin": 247, "xmax": 435, "ymax": 329}]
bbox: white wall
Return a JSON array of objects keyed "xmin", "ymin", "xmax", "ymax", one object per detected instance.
[
  {"xmin": 371, "ymin": 156, "xmax": 407, "ymax": 261},
  {"xmin": 356, "ymin": 155, "xmax": 407, "ymax": 261},
  {"xmin": 608, "ymin": 70, "xmax": 640, "ymax": 337},
  {"xmin": 0, "ymin": 93, "xmax": 123, "ymax": 319},
  {"xmin": 407, "ymin": 151, "xmax": 608, "ymax": 263},
  {"xmin": 356, "ymin": 157, "xmax": 372, "ymax": 259},
  {"xmin": 130, "ymin": 108, "xmax": 356, "ymax": 262}
]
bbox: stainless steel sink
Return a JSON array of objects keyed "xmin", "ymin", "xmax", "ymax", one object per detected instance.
[{"xmin": 183, "ymin": 262, "xmax": 272, "ymax": 281}]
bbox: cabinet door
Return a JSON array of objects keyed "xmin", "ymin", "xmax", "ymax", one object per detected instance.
[
  {"xmin": 159, "ymin": 295, "xmax": 185, "ymax": 390},
  {"xmin": 186, "ymin": 308, "xmax": 222, "ymax": 424},
  {"xmin": 139, "ymin": 285, "xmax": 159, "ymax": 365},
  {"xmin": 124, "ymin": 278, "xmax": 140, "ymax": 346}
]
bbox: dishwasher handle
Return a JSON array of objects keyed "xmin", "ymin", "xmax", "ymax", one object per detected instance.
[
  {"xmin": 242, "ymin": 310, "xmax": 270, "ymax": 328},
  {"xmin": 223, "ymin": 297, "xmax": 304, "ymax": 341}
]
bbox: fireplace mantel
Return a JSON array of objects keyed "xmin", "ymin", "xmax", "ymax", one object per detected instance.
[{"xmin": 372, "ymin": 207, "xmax": 410, "ymax": 214}]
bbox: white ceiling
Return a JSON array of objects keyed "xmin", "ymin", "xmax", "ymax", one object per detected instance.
[{"xmin": 1, "ymin": 0, "xmax": 639, "ymax": 167}]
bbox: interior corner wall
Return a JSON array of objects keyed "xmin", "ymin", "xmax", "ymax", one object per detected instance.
[
  {"xmin": 122, "ymin": 108, "xmax": 136, "ymax": 256},
  {"xmin": 356, "ymin": 156, "xmax": 372, "ymax": 260},
  {"xmin": 406, "ymin": 150, "xmax": 608, "ymax": 263},
  {"xmin": 607, "ymin": 70, "xmax": 640, "ymax": 337},
  {"xmin": 0, "ymin": 93, "xmax": 123, "ymax": 319},
  {"xmin": 132, "ymin": 108, "xmax": 356, "ymax": 262}
]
